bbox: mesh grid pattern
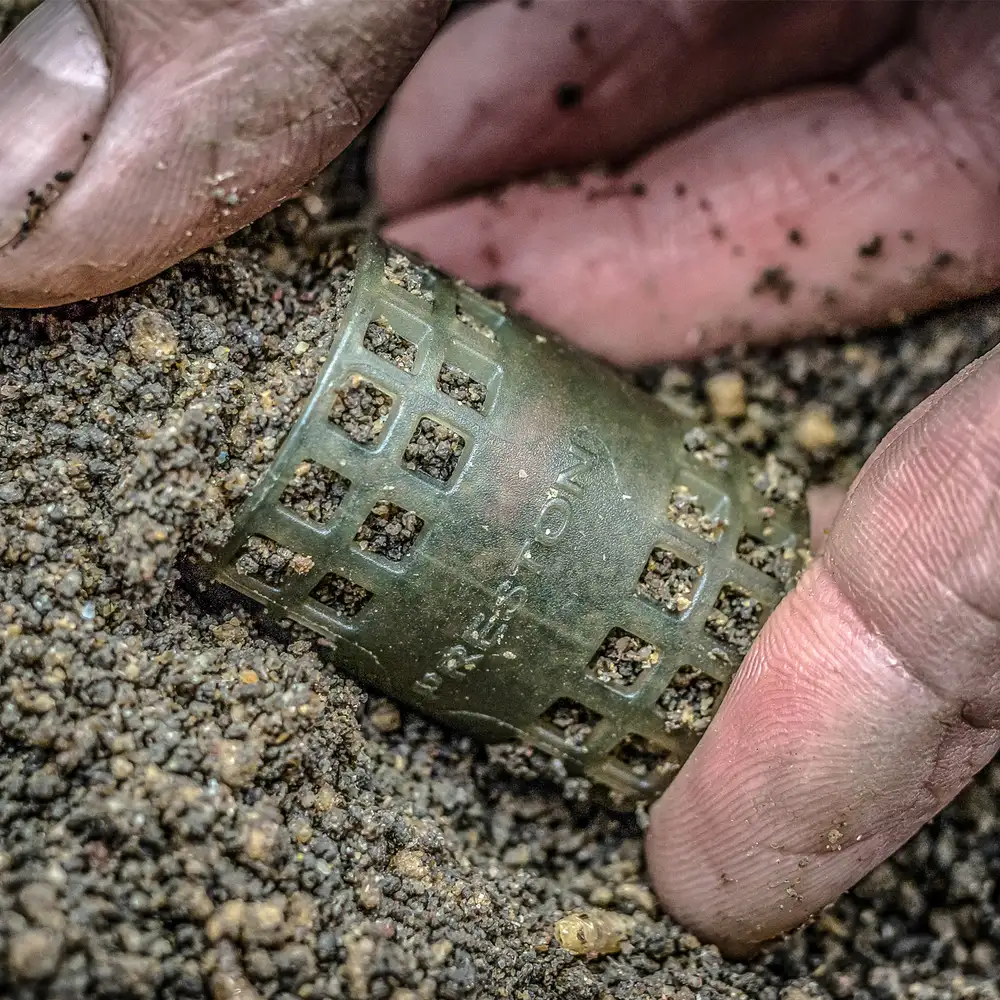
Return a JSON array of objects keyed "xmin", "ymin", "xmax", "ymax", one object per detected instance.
[{"xmin": 211, "ymin": 237, "xmax": 807, "ymax": 804}]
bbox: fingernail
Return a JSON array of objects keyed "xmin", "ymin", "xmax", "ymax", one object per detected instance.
[{"xmin": 0, "ymin": 0, "xmax": 109, "ymax": 249}]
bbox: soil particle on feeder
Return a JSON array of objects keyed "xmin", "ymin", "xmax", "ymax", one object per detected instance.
[
  {"xmin": 612, "ymin": 734, "xmax": 675, "ymax": 780},
  {"xmin": 542, "ymin": 698, "xmax": 601, "ymax": 748},
  {"xmin": 455, "ymin": 301, "xmax": 498, "ymax": 342},
  {"xmin": 706, "ymin": 585, "xmax": 764, "ymax": 655},
  {"xmin": 363, "ymin": 315, "xmax": 416, "ymax": 372},
  {"xmin": 280, "ymin": 459, "xmax": 349, "ymax": 523},
  {"xmin": 235, "ymin": 534, "xmax": 312, "ymax": 586},
  {"xmin": 636, "ymin": 548, "xmax": 702, "ymax": 612},
  {"xmin": 752, "ymin": 452, "xmax": 806, "ymax": 508},
  {"xmin": 682, "ymin": 425, "xmax": 730, "ymax": 470},
  {"xmin": 384, "ymin": 249, "xmax": 434, "ymax": 301},
  {"xmin": 311, "ymin": 571, "xmax": 373, "ymax": 617},
  {"xmin": 329, "ymin": 377, "xmax": 394, "ymax": 445},
  {"xmin": 737, "ymin": 532, "xmax": 798, "ymax": 587}
]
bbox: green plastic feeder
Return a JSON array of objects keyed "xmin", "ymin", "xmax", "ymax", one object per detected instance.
[{"xmin": 209, "ymin": 235, "xmax": 807, "ymax": 804}]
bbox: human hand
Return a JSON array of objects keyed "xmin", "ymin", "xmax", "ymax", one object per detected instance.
[
  {"xmin": 373, "ymin": 0, "xmax": 1000, "ymax": 954},
  {"xmin": 0, "ymin": 0, "xmax": 447, "ymax": 306},
  {"xmin": 3, "ymin": 0, "xmax": 1000, "ymax": 958}
]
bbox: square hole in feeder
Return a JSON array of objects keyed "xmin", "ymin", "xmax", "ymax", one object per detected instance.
[
  {"xmin": 541, "ymin": 698, "xmax": 603, "ymax": 749},
  {"xmin": 736, "ymin": 532, "xmax": 797, "ymax": 586},
  {"xmin": 363, "ymin": 316, "xmax": 416, "ymax": 373},
  {"xmin": 384, "ymin": 250, "xmax": 435, "ymax": 302},
  {"xmin": 354, "ymin": 500, "xmax": 425, "ymax": 562},
  {"xmin": 280, "ymin": 460, "xmax": 350, "ymax": 524},
  {"xmin": 311, "ymin": 572, "xmax": 373, "ymax": 619},
  {"xmin": 329, "ymin": 377, "xmax": 394, "ymax": 446},
  {"xmin": 455, "ymin": 300, "xmax": 497, "ymax": 342},
  {"xmin": 612, "ymin": 734, "xmax": 677, "ymax": 781},
  {"xmin": 636, "ymin": 548, "xmax": 702, "ymax": 613},
  {"xmin": 437, "ymin": 362, "xmax": 487, "ymax": 412},
  {"xmin": 403, "ymin": 418, "xmax": 466, "ymax": 483},
  {"xmin": 666, "ymin": 484, "xmax": 726, "ymax": 541},
  {"xmin": 656, "ymin": 666, "xmax": 724, "ymax": 734},
  {"xmin": 589, "ymin": 628, "xmax": 659, "ymax": 690},
  {"xmin": 234, "ymin": 535, "xmax": 314, "ymax": 588},
  {"xmin": 705, "ymin": 584, "xmax": 763, "ymax": 656},
  {"xmin": 682, "ymin": 427, "xmax": 730, "ymax": 471}
]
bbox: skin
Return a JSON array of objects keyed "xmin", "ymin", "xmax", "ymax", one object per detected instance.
[
  {"xmin": 0, "ymin": 0, "xmax": 449, "ymax": 305},
  {"xmin": 1, "ymin": 0, "xmax": 999, "ymax": 956}
]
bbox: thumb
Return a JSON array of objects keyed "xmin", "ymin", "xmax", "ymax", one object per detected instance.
[
  {"xmin": 0, "ymin": 0, "xmax": 108, "ymax": 250},
  {"xmin": 0, "ymin": 0, "xmax": 447, "ymax": 308},
  {"xmin": 647, "ymin": 343, "xmax": 1000, "ymax": 954}
]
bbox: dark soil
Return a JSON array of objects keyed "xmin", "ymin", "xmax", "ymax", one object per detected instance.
[
  {"xmin": 437, "ymin": 363, "xmax": 487, "ymax": 412},
  {"xmin": 311, "ymin": 571, "xmax": 373, "ymax": 619},
  {"xmin": 4, "ymin": 5, "xmax": 1000, "ymax": 994},
  {"xmin": 656, "ymin": 666, "xmax": 723, "ymax": 735},
  {"xmin": 736, "ymin": 533, "xmax": 799, "ymax": 587},
  {"xmin": 354, "ymin": 501, "xmax": 424, "ymax": 562},
  {"xmin": 280, "ymin": 461, "xmax": 350, "ymax": 526},
  {"xmin": 636, "ymin": 548, "xmax": 703, "ymax": 614},
  {"xmin": 542, "ymin": 699, "xmax": 602, "ymax": 750},
  {"xmin": 705, "ymin": 585, "xmax": 764, "ymax": 657},
  {"xmin": 363, "ymin": 318, "xmax": 416, "ymax": 373},
  {"xmin": 590, "ymin": 629, "xmax": 661, "ymax": 691},
  {"xmin": 329, "ymin": 378, "xmax": 395, "ymax": 446},
  {"xmin": 402, "ymin": 418, "xmax": 465, "ymax": 483},
  {"xmin": 665, "ymin": 484, "xmax": 726, "ymax": 542}
]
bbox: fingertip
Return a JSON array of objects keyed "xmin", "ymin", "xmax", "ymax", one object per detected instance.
[
  {"xmin": 381, "ymin": 14, "xmax": 1000, "ymax": 365},
  {"xmin": 643, "ymin": 565, "xmax": 936, "ymax": 952},
  {"xmin": 0, "ymin": 0, "xmax": 109, "ymax": 250},
  {"xmin": 0, "ymin": 0, "xmax": 447, "ymax": 307},
  {"xmin": 646, "ymin": 355, "xmax": 1000, "ymax": 954},
  {"xmin": 374, "ymin": 0, "xmax": 908, "ymax": 219}
]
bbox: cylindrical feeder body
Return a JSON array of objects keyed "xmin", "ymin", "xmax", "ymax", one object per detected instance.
[{"xmin": 210, "ymin": 236, "xmax": 807, "ymax": 803}]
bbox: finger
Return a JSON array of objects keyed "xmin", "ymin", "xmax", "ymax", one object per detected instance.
[
  {"xmin": 646, "ymin": 343, "xmax": 1000, "ymax": 955},
  {"xmin": 0, "ymin": 0, "xmax": 108, "ymax": 248},
  {"xmin": 374, "ymin": 0, "xmax": 907, "ymax": 215},
  {"xmin": 0, "ymin": 0, "xmax": 447, "ymax": 308},
  {"xmin": 383, "ymin": 4, "xmax": 1000, "ymax": 365}
]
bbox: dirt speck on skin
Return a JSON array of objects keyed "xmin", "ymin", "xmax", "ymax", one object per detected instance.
[
  {"xmin": 752, "ymin": 266, "xmax": 796, "ymax": 303},
  {"xmin": 555, "ymin": 82, "xmax": 584, "ymax": 110},
  {"xmin": 859, "ymin": 234, "xmax": 884, "ymax": 259},
  {"xmin": 5, "ymin": 4, "xmax": 1000, "ymax": 992}
]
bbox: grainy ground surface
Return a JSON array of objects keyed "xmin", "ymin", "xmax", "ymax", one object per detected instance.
[{"xmin": 3, "ymin": 5, "xmax": 1000, "ymax": 999}]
